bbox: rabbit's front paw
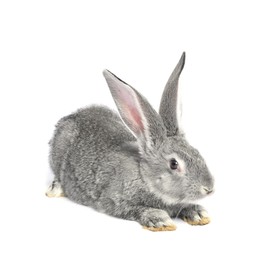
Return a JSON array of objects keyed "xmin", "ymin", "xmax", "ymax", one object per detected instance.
[
  {"xmin": 179, "ymin": 204, "xmax": 210, "ymax": 226},
  {"xmin": 142, "ymin": 209, "xmax": 177, "ymax": 231}
]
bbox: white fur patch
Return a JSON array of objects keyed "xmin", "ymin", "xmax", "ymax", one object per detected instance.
[
  {"xmin": 200, "ymin": 186, "xmax": 211, "ymax": 195},
  {"xmin": 151, "ymin": 218, "xmax": 175, "ymax": 228},
  {"xmin": 156, "ymin": 192, "xmax": 179, "ymax": 205},
  {"xmin": 147, "ymin": 181, "xmax": 179, "ymax": 205},
  {"xmin": 200, "ymin": 210, "xmax": 209, "ymax": 218},
  {"xmin": 177, "ymin": 87, "xmax": 184, "ymax": 132},
  {"xmin": 200, "ymin": 186, "xmax": 207, "ymax": 195},
  {"xmin": 46, "ymin": 181, "xmax": 64, "ymax": 198},
  {"xmin": 193, "ymin": 214, "xmax": 201, "ymax": 221}
]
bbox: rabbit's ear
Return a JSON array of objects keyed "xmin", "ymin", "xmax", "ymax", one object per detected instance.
[
  {"xmin": 159, "ymin": 52, "xmax": 185, "ymax": 136},
  {"xmin": 103, "ymin": 70, "xmax": 166, "ymax": 149}
]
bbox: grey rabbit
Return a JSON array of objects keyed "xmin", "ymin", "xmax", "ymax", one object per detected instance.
[{"xmin": 47, "ymin": 52, "xmax": 214, "ymax": 231}]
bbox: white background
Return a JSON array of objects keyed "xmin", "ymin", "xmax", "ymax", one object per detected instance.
[{"xmin": 1, "ymin": 1, "xmax": 260, "ymax": 259}]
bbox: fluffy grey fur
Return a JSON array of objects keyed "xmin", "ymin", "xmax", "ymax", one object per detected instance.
[{"xmin": 48, "ymin": 53, "xmax": 214, "ymax": 230}]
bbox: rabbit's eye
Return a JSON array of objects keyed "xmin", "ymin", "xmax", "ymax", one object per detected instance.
[{"xmin": 170, "ymin": 158, "xmax": 178, "ymax": 170}]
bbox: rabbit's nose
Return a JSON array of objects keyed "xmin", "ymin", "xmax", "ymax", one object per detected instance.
[{"xmin": 201, "ymin": 186, "xmax": 214, "ymax": 195}]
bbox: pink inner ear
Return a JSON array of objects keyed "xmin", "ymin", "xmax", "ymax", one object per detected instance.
[
  {"xmin": 129, "ymin": 106, "xmax": 144, "ymax": 131},
  {"xmin": 117, "ymin": 85, "xmax": 145, "ymax": 135}
]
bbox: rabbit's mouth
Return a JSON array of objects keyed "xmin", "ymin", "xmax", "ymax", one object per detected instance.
[
  {"xmin": 200, "ymin": 186, "xmax": 214, "ymax": 196},
  {"xmin": 184, "ymin": 183, "xmax": 215, "ymax": 201}
]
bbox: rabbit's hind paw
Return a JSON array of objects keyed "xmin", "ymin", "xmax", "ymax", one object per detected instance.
[{"xmin": 46, "ymin": 180, "xmax": 64, "ymax": 198}]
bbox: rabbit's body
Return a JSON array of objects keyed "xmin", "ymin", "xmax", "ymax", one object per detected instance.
[
  {"xmin": 50, "ymin": 106, "xmax": 175, "ymax": 215},
  {"xmin": 50, "ymin": 106, "xmax": 140, "ymax": 208},
  {"xmin": 47, "ymin": 53, "xmax": 214, "ymax": 231}
]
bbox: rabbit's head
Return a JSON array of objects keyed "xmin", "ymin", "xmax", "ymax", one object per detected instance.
[{"xmin": 103, "ymin": 53, "xmax": 214, "ymax": 205}]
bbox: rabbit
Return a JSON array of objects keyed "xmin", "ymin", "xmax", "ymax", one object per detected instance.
[{"xmin": 46, "ymin": 52, "xmax": 214, "ymax": 231}]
